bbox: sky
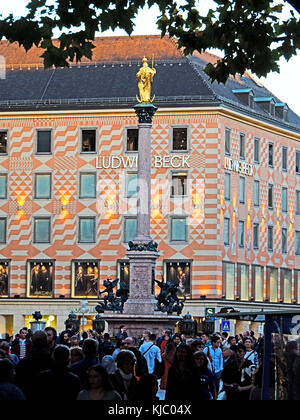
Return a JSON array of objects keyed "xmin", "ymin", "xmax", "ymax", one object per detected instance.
[{"xmin": 0, "ymin": 0, "xmax": 299, "ymax": 116}]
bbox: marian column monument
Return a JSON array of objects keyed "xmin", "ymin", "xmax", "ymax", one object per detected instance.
[{"xmin": 101, "ymin": 57, "xmax": 182, "ymax": 335}]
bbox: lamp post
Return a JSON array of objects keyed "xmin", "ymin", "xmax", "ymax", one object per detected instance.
[
  {"xmin": 80, "ymin": 300, "xmax": 89, "ymax": 334},
  {"xmin": 65, "ymin": 311, "xmax": 79, "ymax": 333},
  {"xmin": 30, "ymin": 311, "xmax": 46, "ymax": 333}
]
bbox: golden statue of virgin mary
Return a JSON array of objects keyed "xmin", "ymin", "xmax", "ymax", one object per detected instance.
[{"xmin": 136, "ymin": 56, "xmax": 156, "ymax": 103}]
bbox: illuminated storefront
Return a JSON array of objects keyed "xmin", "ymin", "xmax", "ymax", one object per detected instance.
[{"xmin": 0, "ymin": 35, "xmax": 299, "ymax": 335}]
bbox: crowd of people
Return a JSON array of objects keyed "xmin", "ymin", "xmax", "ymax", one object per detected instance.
[{"xmin": 0, "ymin": 325, "xmax": 299, "ymax": 401}]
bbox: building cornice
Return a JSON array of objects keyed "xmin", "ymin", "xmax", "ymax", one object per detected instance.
[{"xmin": 0, "ymin": 104, "xmax": 299, "ymax": 141}]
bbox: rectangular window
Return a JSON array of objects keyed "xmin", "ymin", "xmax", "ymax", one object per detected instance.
[
  {"xmin": 238, "ymin": 220, "xmax": 245, "ymax": 248},
  {"xmin": 239, "ymin": 177, "xmax": 245, "ymax": 204},
  {"xmin": 295, "ymin": 231, "xmax": 300, "ymax": 255},
  {"xmin": 224, "ymin": 262, "xmax": 235, "ymax": 300},
  {"xmin": 0, "ymin": 261, "xmax": 9, "ymax": 297},
  {"xmin": 238, "ymin": 264, "xmax": 249, "ymax": 301},
  {"xmin": 166, "ymin": 261, "xmax": 191, "ymax": 299},
  {"xmin": 224, "ymin": 217, "xmax": 230, "ymax": 246},
  {"xmin": 282, "ymin": 187, "xmax": 288, "ymax": 213},
  {"xmin": 126, "ymin": 129, "xmax": 138, "ymax": 152},
  {"xmin": 171, "ymin": 217, "xmax": 187, "ymax": 242},
  {"xmin": 124, "ymin": 217, "xmax": 137, "ymax": 243},
  {"xmin": 253, "ymin": 180, "xmax": 260, "ymax": 207},
  {"xmin": 239, "ymin": 133, "xmax": 245, "ymax": 159},
  {"xmin": 268, "ymin": 184, "xmax": 273, "ymax": 209},
  {"xmin": 0, "ymin": 218, "xmax": 6, "ymax": 243},
  {"xmin": 296, "ymin": 191, "xmax": 300, "ymax": 215},
  {"xmin": 71, "ymin": 260, "xmax": 99, "ymax": 298},
  {"xmin": 171, "ymin": 172, "xmax": 187, "ymax": 197},
  {"xmin": 172, "ymin": 127, "xmax": 188, "ymax": 151},
  {"xmin": 268, "ymin": 143, "xmax": 274, "ymax": 167},
  {"xmin": 225, "ymin": 128, "xmax": 231, "ymax": 156},
  {"xmin": 282, "ymin": 228, "xmax": 287, "ymax": 254},
  {"xmin": 79, "ymin": 217, "xmax": 95, "ymax": 243},
  {"xmin": 296, "ymin": 150, "xmax": 300, "ymax": 174},
  {"xmin": 253, "ymin": 265, "xmax": 264, "ymax": 302},
  {"xmin": 268, "ymin": 226, "xmax": 273, "ymax": 251},
  {"xmin": 253, "ymin": 223, "xmax": 259, "ymax": 249},
  {"xmin": 27, "ymin": 260, "xmax": 54, "ymax": 298},
  {"xmin": 35, "ymin": 174, "xmax": 51, "ymax": 199},
  {"xmin": 282, "ymin": 146, "xmax": 287, "ymax": 171},
  {"xmin": 254, "ymin": 137, "xmax": 260, "ymax": 163},
  {"xmin": 81, "ymin": 129, "xmax": 96, "ymax": 153},
  {"xmin": 126, "ymin": 173, "xmax": 138, "ymax": 198},
  {"xmin": 0, "ymin": 174, "xmax": 7, "ymax": 199},
  {"xmin": 267, "ymin": 267, "xmax": 278, "ymax": 303},
  {"xmin": 281, "ymin": 268, "xmax": 292, "ymax": 303},
  {"xmin": 36, "ymin": 130, "xmax": 52, "ymax": 154},
  {"xmin": 34, "ymin": 218, "xmax": 51, "ymax": 243},
  {"xmin": 0, "ymin": 131, "xmax": 8, "ymax": 154},
  {"xmin": 225, "ymin": 173, "xmax": 231, "ymax": 201},
  {"xmin": 80, "ymin": 173, "xmax": 96, "ymax": 198}
]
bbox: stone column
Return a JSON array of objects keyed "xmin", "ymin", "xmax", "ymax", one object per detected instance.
[{"xmin": 123, "ymin": 103, "xmax": 159, "ymax": 316}]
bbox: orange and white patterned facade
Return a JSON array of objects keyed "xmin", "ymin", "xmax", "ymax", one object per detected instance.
[{"xmin": 0, "ymin": 36, "xmax": 299, "ymax": 335}]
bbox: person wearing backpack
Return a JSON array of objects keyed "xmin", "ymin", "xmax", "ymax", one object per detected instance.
[
  {"xmin": 243, "ymin": 337, "xmax": 258, "ymax": 369},
  {"xmin": 204, "ymin": 335, "xmax": 223, "ymax": 394},
  {"xmin": 139, "ymin": 333, "xmax": 162, "ymax": 374}
]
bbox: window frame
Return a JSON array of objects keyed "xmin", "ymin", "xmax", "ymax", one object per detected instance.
[
  {"xmin": 254, "ymin": 137, "xmax": 260, "ymax": 164},
  {"xmin": 34, "ymin": 173, "xmax": 52, "ymax": 200},
  {"xmin": 239, "ymin": 132, "xmax": 246, "ymax": 160},
  {"xmin": 79, "ymin": 172, "xmax": 97, "ymax": 199},
  {"xmin": 123, "ymin": 216, "xmax": 137, "ymax": 244},
  {"xmin": 125, "ymin": 127, "xmax": 139, "ymax": 153},
  {"xmin": 80, "ymin": 128, "xmax": 98, "ymax": 154},
  {"xmin": 170, "ymin": 216, "xmax": 188, "ymax": 243},
  {"xmin": 0, "ymin": 130, "xmax": 9, "ymax": 155},
  {"xmin": 282, "ymin": 146, "xmax": 288, "ymax": 171},
  {"xmin": 170, "ymin": 125, "xmax": 190, "ymax": 153},
  {"xmin": 33, "ymin": 217, "xmax": 51, "ymax": 244},
  {"xmin": 78, "ymin": 216, "xmax": 96, "ymax": 244},
  {"xmin": 35, "ymin": 129, "xmax": 52, "ymax": 155}
]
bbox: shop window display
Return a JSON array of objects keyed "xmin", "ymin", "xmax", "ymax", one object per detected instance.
[
  {"xmin": 72, "ymin": 260, "xmax": 99, "ymax": 298},
  {"xmin": 166, "ymin": 261, "xmax": 191, "ymax": 299},
  {"xmin": 27, "ymin": 261, "xmax": 54, "ymax": 298},
  {"xmin": 0, "ymin": 261, "xmax": 9, "ymax": 297}
]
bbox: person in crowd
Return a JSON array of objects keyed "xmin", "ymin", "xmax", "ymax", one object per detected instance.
[
  {"xmin": 160, "ymin": 343, "xmax": 176, "ymax": 394},
  {"xmin": 70, "ymin": 335, "xmax": 80, "ymax": 348},
  {"xmin": 70, "ymin": 338, "xmax": 99, "ymax": 388},
  {"xmin": 292, "ymin": 351, "xmax": 300, "ymax": 400},
  {"xmin": 59, "ymin": 330, "xmax": 72, "ymax": 347},
  {"xmin": 139, "ymin": 333, "xmax": 162, "ymax": 374},
  {"xmin": 15, "ymin": 330, "xmax": 54, "ymax": 400},
  {"xmin": 11, "ymin": 328, "xmax": 31, "ymax": 360},
  {"xmin": 34, "ymin": 345, "xmax": 81, "ymax": 401},
  {"xmin": 222, "ymin": 343, "xmax": 254, "ymax": 401},
  {"xmin": 109, "ymin": 350, "xmax": 138, "ymax": 400},
  {"xmin": 200, "ymin": 333, "xmax": 211, "ymax": 348},
  {"xmin": 0, "ymin": 359, "xmax": 25, "ymax": 400},
  {"xmin": 70, "ymin": 346, "xmax": 84, "ymax": 366},
  {"xmin": 98, "ymin": 332, "xmax": 115, "ymax": 361},
  {"xmin": 112, "ymin": 338, "xmax": 123, "ymax": 361},
  {"xmin": 222, "ymin": 348, "xmax": 235, "ymax": 367},
  {"xmin": 171, "ymin": 333, "xmax": 182, "ymax": 347},
  {"xmin": 77, "ymin": 364, "xmax": 121, "ymax": 400},
  {"xmin": 243, "ymin": 337, "xmax": 259, "ymax": 368},
  {"xmin": 203, "ymin": 335, "xmax": 223, "ymax": 394},
  {"xmin": 101, "ymin": 355, "xmax": 116, "ymax": 375},
  {"xmin": 180, "ymin": 334, "xmax": 187, "ymax": 344},
  {"xmin": 157, "ymin": 330, "xmax": 172, "ymax": 354},
  {"xmin": 221, "ymin": 332, "xmax": 228, "ymax": 347},
  {"xmin": 140, "ymin": 330, "xmax": 151, "ymax": 345},
  {"xmin": 0, "ymin": 341, "xmax": 19, "ymax": 367},
  {"xmin": 115, "ymin": 325, "xmax": 128, "ymax": 341},
  {"xmin": 79, "ymin": 331, "xmax": 88, "ymax": 347},
  {"xmin": 165, "ymin": 343, "xmax": 195, "ymax": 401},
  {"xmin": 224, "ymin": 336, "xmax": 237, "ymax": 350},
  {"xmin": 44, "ymin": 327, "xmax": 57, "ymax": 357},
  {"xmin": 190, "ymin": 340, "xmax": 204, "ymax": 354},
  {"xmin": 193, "ymin": 351, "xmax": 216, "ymax": 400},
  {"xmin": 284, "ymin": 340, "xmax": 300, "ymax": 400},
  {"xmin": 122, "ymin": 338, "xmax": 148, "ymax": 379},
  {"xmin": 135, "ymin": 374, "xmax": 160, "ymax": 402}
]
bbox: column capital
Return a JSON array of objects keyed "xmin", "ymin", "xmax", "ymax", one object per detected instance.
[{"xmin": 134, "ymin": 103, "xmax": 157, "ymax": 124}]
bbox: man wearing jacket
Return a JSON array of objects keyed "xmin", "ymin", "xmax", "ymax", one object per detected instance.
[{"xmin": 11, "ymin": 328, "xmax": 31, "ymax": 360}]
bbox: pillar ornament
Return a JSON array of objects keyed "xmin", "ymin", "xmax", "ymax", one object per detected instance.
[{"xmin": 134, "ymin": 103, "xmax": 157, "ymax": 124}]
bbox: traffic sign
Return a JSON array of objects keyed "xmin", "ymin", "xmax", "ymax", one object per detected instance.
[
  {"xmin": 205, "ymin": 308, "xmax": 215, "ymax": 320},
  {"xmin": 222, "ymin": 320, "xmax": 231, "ymax": 332}
]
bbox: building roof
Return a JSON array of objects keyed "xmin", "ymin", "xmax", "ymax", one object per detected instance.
[{"xmin": 0, "ymin": 35, "xmax": 299, "ymax": 133}]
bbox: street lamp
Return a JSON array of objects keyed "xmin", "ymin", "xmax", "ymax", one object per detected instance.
[
  {"xmin": 30, "ymin": 311, "xmax": 46, "ymax": 333},
  {"xmin": 80, "ymin": 300, "xmax": 89, "ymax": 333},
  {"xmin": 179, "ymin": 312, "xmax": 197, "ymax": 337},
  {"xmin": 65, "ymin": 311, "xmax": 79, "ymax": 333}
]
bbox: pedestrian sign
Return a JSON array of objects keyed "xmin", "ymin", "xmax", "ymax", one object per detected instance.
[{"xmin": 222, "ymin": 320, "xmax": 231, "ymax": 332}]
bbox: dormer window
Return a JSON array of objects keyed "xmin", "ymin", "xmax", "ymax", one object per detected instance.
[
  {"xmin": 232, "ymin": 88, "xmax": 254, "ymax": 109},
  {"xmin": 254, "ymin": 97, "xmax": 276, "ymax": 116},
  {"xmin": 275, "ymin": 103, "xmax": 289, "ymax": 121}
]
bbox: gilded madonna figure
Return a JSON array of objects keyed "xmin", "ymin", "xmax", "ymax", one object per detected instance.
[{"xmin": 136, "ymin": 56, "xmax": 156, "ymax": 103}]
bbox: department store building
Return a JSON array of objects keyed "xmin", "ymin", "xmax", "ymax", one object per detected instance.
[{"xmin": 0, "ymin": 35, "xmax": 299, "ymax": 336}]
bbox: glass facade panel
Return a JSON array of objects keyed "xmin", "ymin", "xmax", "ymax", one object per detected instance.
[{"xmin": 254, "ymin": 265, "xmax": 264, "ymax": 302}]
